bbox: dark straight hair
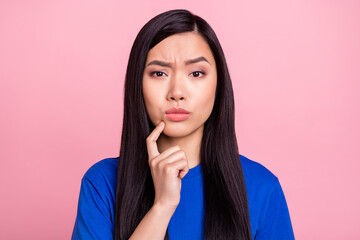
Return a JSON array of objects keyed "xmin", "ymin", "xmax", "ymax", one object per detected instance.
[{"xmin": 114, "ymin": 9, "xmax": 252, "ymax": 240}]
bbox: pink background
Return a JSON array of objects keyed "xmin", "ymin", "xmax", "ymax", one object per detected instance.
[{"xmin": 1, "ymin": 0, "xmax": 359, "ymax": 239}]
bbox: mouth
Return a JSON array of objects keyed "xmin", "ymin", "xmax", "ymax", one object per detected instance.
[{"xmin": 165, "ymin": 108, "xmax": 190, "ymax": 121}]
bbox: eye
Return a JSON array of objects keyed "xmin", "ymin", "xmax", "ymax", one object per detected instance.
[
  {"xmin": 190, "ymin": 71, "xmax": 205, "ymax": 78},
  {"xmin": 150, "ymin": 71, "xmax": 167, "ymax": 77}
]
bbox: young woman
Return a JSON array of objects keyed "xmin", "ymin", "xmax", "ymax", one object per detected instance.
[{"xmin": 72, "ymin": 9, "xmax": 294, "ymax": 240}]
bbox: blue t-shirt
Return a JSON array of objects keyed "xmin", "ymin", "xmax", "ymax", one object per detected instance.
[{"xmin": 71, "ymin": 155, "xmax": 295, "ymax": 239}]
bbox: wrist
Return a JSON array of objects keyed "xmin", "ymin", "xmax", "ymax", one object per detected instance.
[{"xmin": 152, "ymin": 202, "xmax": 177, "ymax": 217}]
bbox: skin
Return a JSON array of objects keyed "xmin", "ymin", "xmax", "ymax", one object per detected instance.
[
  {"xmin": 143, "ymin": 31, "xmax": 217, "ymax": 169},
  {"xmin": 130, "ymin": 32, "xmax": 217, "ymax": 239}
]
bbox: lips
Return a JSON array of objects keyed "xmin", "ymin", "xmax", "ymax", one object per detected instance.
[
  {"xmin": 165, "ymin": 108, "xmax": 190, "ymax": 114},
  {"xmin": 165, "ymin": 108, "xmax": 190, "ymax": 121}
]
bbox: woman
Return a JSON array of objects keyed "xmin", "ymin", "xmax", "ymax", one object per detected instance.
[{"xmin": 72, "ymin": 9, "xmax": 294, "ymax": 240}]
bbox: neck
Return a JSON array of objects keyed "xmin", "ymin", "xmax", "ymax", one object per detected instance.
[{"xmin": 157, "ymin": 126, "xmax": 203, "ymax": 169}]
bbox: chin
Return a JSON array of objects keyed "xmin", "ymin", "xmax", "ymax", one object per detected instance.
[
  {"xmin": 163, "ymin": 122, "xmax": 204, "ymax": 139},
  {"xmin": 163, "ymin": 125, "xmax": 192, "ymax": 138}
]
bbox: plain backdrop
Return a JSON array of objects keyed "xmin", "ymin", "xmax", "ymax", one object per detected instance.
[{"xmin": 1, "ymin": 0, "xmax": 359, "ymax": 239}]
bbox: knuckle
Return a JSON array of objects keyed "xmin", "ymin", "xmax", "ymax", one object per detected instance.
[{"xmin": 149, "ymin": 160, "xmax": 156, "ymax": 169}]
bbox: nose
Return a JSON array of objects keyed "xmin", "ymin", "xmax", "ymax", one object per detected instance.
[{"xmin": 167, "ymin": 73, "xmax": 186, "ymax": 102}]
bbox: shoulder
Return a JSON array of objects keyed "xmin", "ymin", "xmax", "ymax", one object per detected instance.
[
  {"xmin": 239, "ymin": 154, "xmax": 283, "ymax": 216},
  {"xmin": 79, "ymin": 157, "xmax": 119, "ymax": 218},
  {"xmin": 239, "ymin": 155, "xmax": 295, "ymax": 239},
  {"xmin": 83, "ymin": 157, "xmax": 119, "ymax": 182},
  {"xmin": 239, "ymin": 154, "xmax": 279, "ymax": 189},
  {"xmin": 72, "ymin": 158, "xmax": 119, "ymax": 239},
  {"xmin": 81, "ymin": 157, "xmax": 119, "ymax": 200}
]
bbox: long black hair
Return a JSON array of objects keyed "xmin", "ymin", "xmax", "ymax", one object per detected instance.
[{"xmin": 114, "ymin": 9, "xmax": 252, "ymax": 240}]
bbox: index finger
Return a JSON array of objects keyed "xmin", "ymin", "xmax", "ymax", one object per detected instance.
[{"xmin": 146, "ymin": 121, "xmax": 165, "ymax": 160}]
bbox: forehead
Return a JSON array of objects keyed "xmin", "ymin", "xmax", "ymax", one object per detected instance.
[{"xmin": 145, "ymin": 32, "xmax": 215, "ymax": 65}]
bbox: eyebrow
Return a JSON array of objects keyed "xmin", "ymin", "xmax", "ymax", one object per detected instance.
[{"xmin": 146, "ymin": 56, "xmax": 210, "ymax": 68}]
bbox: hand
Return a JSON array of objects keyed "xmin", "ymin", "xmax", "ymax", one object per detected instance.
[{"xmin": 146, "ymin": 121, "xmax": 189, "ymax": 210}]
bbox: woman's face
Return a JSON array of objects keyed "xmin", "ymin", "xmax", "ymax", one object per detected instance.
[{"xmin": 142, "ymin": 32, "xmax": 217, "ymax": 138}]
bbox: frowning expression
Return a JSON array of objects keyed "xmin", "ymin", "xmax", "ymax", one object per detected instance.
[{"xmin": 142, "ymin": 32, "xmax": 217, "ymax": 138}]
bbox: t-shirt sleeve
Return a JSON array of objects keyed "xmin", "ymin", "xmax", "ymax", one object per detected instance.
[
  {"xmin": 255, "ymin": 178, "xmax": 295, "ymax": 240},
  {"xmin": 71, "ymin": 177, "xmax": 113, "ymax": 240}
]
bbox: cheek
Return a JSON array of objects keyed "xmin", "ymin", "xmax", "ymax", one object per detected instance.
[
  {"xmin": 202, "ymin": 91, "xmax": 216, "ymax": 114},
  {"xmin": 142, "ymin": 84, "xmax": 164, "ymax": 122},
  {"xmin": 195, "ymin": 80, "xmax": 217, "ymax": 113},
  {"xmin": 143, "ymin": 92, "xmax": 156, "ymax": 115}
]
